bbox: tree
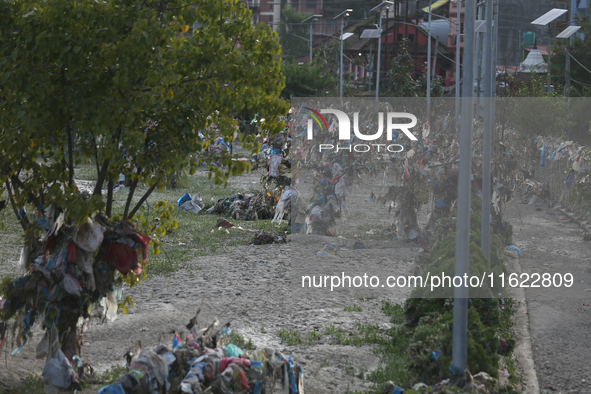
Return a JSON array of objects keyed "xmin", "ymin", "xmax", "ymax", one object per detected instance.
[
  {"xmin": 281, "ymin": 61, "xmax": 336, "ymax": 99},
  {"xmin": 0, "ymin": 0, "xmax": 287, "ymax": 381},
  {"xmin": 508, "ymin": 72, "xmax": 572, "ymax": 138},
  {"xmin": 278, "ymin": 6, "xmax": 311, "ymax": 61},
  {"xmin": 552, "ymin": 15, "xmax": 591, "ymax": 97},
  {"xmin": 385, "ymin": 41, "xmax": 444, "ymax": 98}
]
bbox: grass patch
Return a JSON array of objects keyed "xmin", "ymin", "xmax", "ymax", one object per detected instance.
[
  {"xmin": 225, "ymin": 331, "xmax": 257, "ymax": 351},
  {"xmin": 344, "ymin": 304, "xmax": 363, "ymax": 312},
  {"xmin": 323, "ymin": 301, "xmax": 412, "ymax": 392},
  {"xmin": 277, "ymin": 328, "xmax": 322, "ymax": 346},
  {"xmin": 499, "ymin": 298, "xmax": 520, "ymax": 390}
]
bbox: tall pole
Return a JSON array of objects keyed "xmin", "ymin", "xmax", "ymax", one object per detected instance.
[
  {"xmin": 475, "ymin": 3, "xmax": 483, "ymax": 105},
  {"xmin": 492, "ymin": 1, "xmax": 498, "ymax": 125},
  {"xmin": 452, "ymin": 0, "xmax": 475, "ymax": 372},
  {"xmin": 427, "ymin": 1, "xmax": 432, "ymax": 121},
  {"xmin": 340, "ymin": 16, "xmax": 344, "ymax": 99},
  {"xmin": 309, "ymin": 23, "xmax": 313, "ymax": 63},
  {"xmin": 376, "ymin": 10, "xmax": 384, "ymax": 101},
  {"xmin": 455, "ymin": 0, "xmax": 461, "ymax": 133},
  {"xmin": 565, "ymin": 43, "xmax": 571, "ymax": 95},
  {"xmin": 481, "ymin": 0, "xmax": 493, "ymax": 259},
  {"xmin": 547, "ymin": 23, "xmax": 552, "ymax": 91}
]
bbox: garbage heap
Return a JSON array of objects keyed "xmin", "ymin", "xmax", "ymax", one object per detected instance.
[
  {"xmin": 0, "ymin": 207, "xmax": 151, "ymax": 392},
  {"xmin": 98, "ymin": 321, "xmax": 304, "ymax": 394},
  {"xmin": 206, "ymin": 175, "xmax": 292, "ymax": 222}
]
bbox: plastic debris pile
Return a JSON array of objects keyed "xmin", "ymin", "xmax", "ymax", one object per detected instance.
[
  {"xmin": 0, "ymin": 207, "xmax": 151, "ymax": 392},
  {"xmin": 178, "ymin": 193, "xmax": 205, "ymax": 214},
  {"xmin": 207, "ymin": 176, "xmax": 292, "ymax": 223},
  {"xmin": 98, "ymin": 319, "xmax": 304, "ymax": 394}
]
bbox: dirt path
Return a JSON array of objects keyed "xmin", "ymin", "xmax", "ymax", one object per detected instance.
[{"xmin": 505, "ymin": 201, "xmax": 591, "ymax": 394}]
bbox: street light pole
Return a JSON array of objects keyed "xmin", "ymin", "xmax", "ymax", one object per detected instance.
[
  {"xmin": 302, "ymin": 15, "xmax": 323, "ymax": 63},
  {"xmin": 341, "ymin": 17, "xmax": 344, "ymax": 98},
  {"xmin": 482, "ymin": 0, "xmax": 493, "ymax": 259},
  {"xmin": 371, "ymin": 2, "xmax": 393, "ymax": 102},
  {"xmin": 452, "ymin": 0, "xmax": 475, "ymax": 372},
  {"xmin": 427, "ymin": 1, "xmax": 432, "ymax": 117},
  {"xmin": 456, "ymin": 1, "xmax": 461, "ymax": 133},
  {"xmin": 334, "ymin": 9, "xmax": 352, "ymax": 99}
]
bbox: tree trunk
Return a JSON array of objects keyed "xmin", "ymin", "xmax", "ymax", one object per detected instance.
[{"xmin": 57, "ymin": 309, "xmax": 81, "ymax": 362}]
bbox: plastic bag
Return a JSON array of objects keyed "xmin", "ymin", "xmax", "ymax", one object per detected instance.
[
  {"xmin": 42, "ymin": 349, "xmax": 73, "ymax": 388},
  {"xmin": 36, "ymin": 324, "xmax": 59, "ymax": 359},
  {"xmin": 178, "ymin": 193, "xmax": 192, "ymax": 206},
  {"xmin": 73, "ymin": 220, "xmax": 104, "ymax": 252},
  {"xmin": 179, "ymin": 200, "xmax": 202, "ymax": 214},
  {"xmin": 100, "ymin": 292, "xmax": 118, "ymax": 322},
  {"xmin": 269, "ymin": 154, "xmax": 282, "ymax": 177},
  {"xmin": 17, "ymin": 246, "xmax": 29, "ymax": 273},
  {"xmin": 131, "ymin": 349, "xmax": 168, "ymax": 387},
  {"xmin": 97, "ymin": 384, "xmax": 125, "ymax": 394},
  {"xmin": 45, "ymin": 243, "xmax": 68, "ymax": 274},
  {"xmin": 62, "ymin": 274, "xmax": 82, "ymax": 296}
]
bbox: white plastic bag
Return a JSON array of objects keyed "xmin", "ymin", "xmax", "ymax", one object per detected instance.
[
  {"xmin": 179, "ymin": 200, "xmax": 202, "ymax": 214},
  {"xmin": 17, "ymin": 247, "xmax": 29, "ymax": 273},
  {"xmin": 61, "ymin": 274, "xmax": 82, "ymax": 296},
  {"xmin": 269, "ymin": 154, "xmax": 282, "ymax": 177},
  {"xmin": 73, "ymin": 220, "xmax": 104, "ymax": 252}
]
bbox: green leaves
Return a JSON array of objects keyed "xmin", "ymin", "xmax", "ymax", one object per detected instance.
[{"xmin": 1, "ymin": 0, "xmax": 287, "ymax": 236}]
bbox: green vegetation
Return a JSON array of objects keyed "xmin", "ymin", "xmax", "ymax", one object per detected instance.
[
  {"xmin": 226, "ymin": 331, "xmax": 257, "ymax": 351},
  {"xmin": 344, "ymin": 304, "xmax": 363, "ymax": 312}
]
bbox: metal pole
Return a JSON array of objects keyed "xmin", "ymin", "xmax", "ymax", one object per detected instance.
[
  {"xmin": 452, "ymin": 0, "xmax": 475, "ymax": 373},
  {"xmin": 492, "ymin": 1, "xmax": 498, "ymax": 126},
  {"xmin": 547, "ymin": 23, "xmax": 552, "ymax": 91},
  {"xmin": 475, "ymin": 3, "xmax": 483, "ymax": 105},
  {"xmin": 340, "ymin": 17, "xmax": 344, "ymax": 99},
  {"xmin": 427, "ymin": 1, "xmax": 432, "ymax": 122},
  {"xmin": 309, "ymin": 22, "xmax": 313, "ymax": 63},
  {"xmin": 369, "ymin": 43, "xmax": 373, "ymax": 92},
  {"xmin": 456, "ymin": 0, "xmax": 461, "ymax": 133},
  {"xmin": 376, "ymin": 9, "xmax": 384, "ymax": 101},
  {"xmin": 565, "ymin": 44, "xmax": 571, "ymax": 95},
  {"xmin": 481, "ymin": 0, "xmax": 493, "ymax": 259}
]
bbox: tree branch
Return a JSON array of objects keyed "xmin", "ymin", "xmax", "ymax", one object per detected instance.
[
  {"xmin": 123, "ymin": 180, "xmax": 138, "ymax": 220},
  {"xmin": 10, "ymin": 175, "xmax": 44, "ymax": 214},
  {"xmin": 94, "ymin": 159, "xmax": 110, "ymax": 196},
  {"xmin": 128, "ymin": 180, "xmax": 160, "ymax": 218},
  {"xmin": 6, "ymin": 180, "xmax": 29, "ymax": 232},
  {"xmin": 106, "ymin": 175, "xmax": 114, "ymax": 217},
  {"xmin": 66, "ymin": 121, "xmax": 74, "ymax": 187}
]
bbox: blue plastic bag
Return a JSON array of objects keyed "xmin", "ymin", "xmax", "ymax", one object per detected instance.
[
  {"xmin": 506, "ymin": 245, "xmax": 521, "ymax": 258},
  {"xmin": 177, "ymin": 193, "xmax": 192, "ymax": 207}
]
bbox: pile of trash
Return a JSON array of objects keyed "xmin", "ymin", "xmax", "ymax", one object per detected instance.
[
  {"xmin": 206, "ymin": 175, "xmax": 292, "ymax": 223},
  {"xmin": 207, "ymin": 192, "xmax": 275, "ymax": 221},
  {"xmin": 97, "ymin": 318, "xmax": 304, "ymax": 394},
  {"xmin": 178, "ymin": 193, "xmax": 205, "ymax": 214},
  {"xmin": 398, "ymin": 369, "xmax": 500, "ymax": 393},
  {"xmin": 0, "ymin": 206, "xmax": 151, "ymax": 391}
]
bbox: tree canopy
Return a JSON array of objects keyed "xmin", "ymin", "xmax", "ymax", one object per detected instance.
[
  {"xmin": 0, "ymin": 0, "xmax": 288, "ymax": 370},
  {"xmin": 0, "ymin": 0, "xmax": 288, "ymax": 227}
]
